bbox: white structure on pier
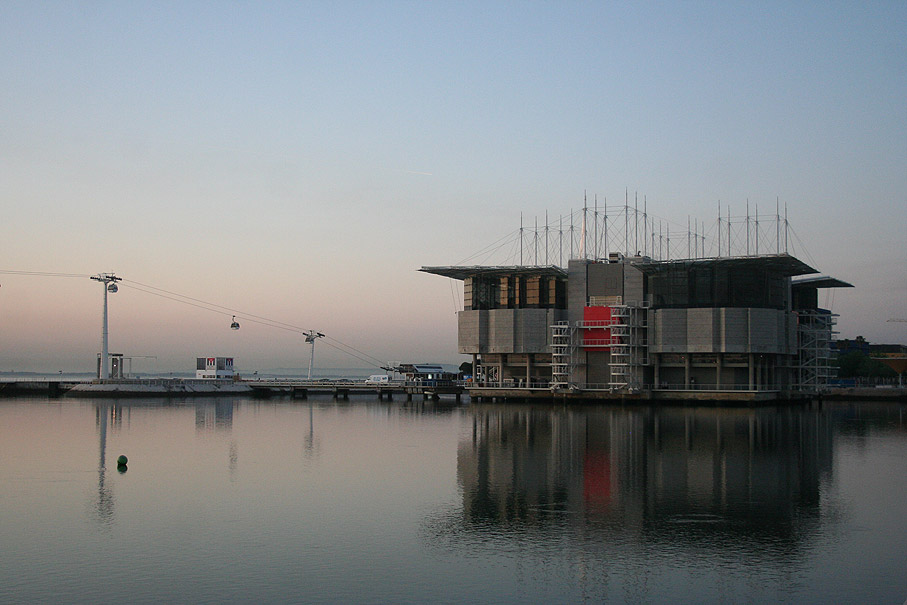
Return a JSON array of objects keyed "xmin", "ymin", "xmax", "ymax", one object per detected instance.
[{"xmin": 196, "ymin": 357, "xmax": 235, "ymax": 379}]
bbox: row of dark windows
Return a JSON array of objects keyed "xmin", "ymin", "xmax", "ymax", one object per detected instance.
[
  {"xmin": 466, "ymin": 275, "xmax": 567, "ymax": 310},
  {"xmin": 648, "ymin": 266, "xmax": 787, "ymax": 309}
]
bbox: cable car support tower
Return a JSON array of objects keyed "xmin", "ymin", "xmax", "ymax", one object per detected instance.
[
  {"xmin": 304, "ymin": 330, "xmax": 325, "ymax": 380},
  {"xmin": 90, "ymin": 273, "xmax": 121, "ymax": 379}
]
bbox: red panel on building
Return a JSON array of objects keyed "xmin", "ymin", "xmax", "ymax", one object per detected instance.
[{"xmin": 583, "ymin": 306, "xmax": 612, "ymax": 349}]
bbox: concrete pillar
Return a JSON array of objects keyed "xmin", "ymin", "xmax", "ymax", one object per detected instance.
[
  {"xmin": 748, "ymin": 353, "xmax": 755, "ymax": 390},
  {"xmin": 716, "ymin": 353, "xmax": 722, "ymax": 390},
  {"xmin": 526, "ymin": 354, "xmax": 531, "ymax": 386},
  {"xmin": 653, "ymin": 355, "xmax": 660, "ymax": 389},
  {"xmin": 684, "ymin": 355, "xmax": 691, "ymax": 389}
]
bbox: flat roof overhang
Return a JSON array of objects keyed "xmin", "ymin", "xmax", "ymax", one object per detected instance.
[
  {"xmin": 791, "ymin": 275, "xmax": 854, "ymax": 289},
  {"xmin": 634, "ymin": 254, "xmax": 819, "ymax": 278},
  {"xmin": 419, "ymin": 265, "xmax": 568, "ymax": 281}
]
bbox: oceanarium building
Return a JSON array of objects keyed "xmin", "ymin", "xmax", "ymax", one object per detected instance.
[{"xmin": 422, "ymin": 205, "xmax": 851, "ymax": 401}]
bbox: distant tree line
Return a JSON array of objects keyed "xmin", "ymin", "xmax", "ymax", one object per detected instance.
[{"xmin": 835, "ymin": 351, "xmax": 896, "ymax": 379}]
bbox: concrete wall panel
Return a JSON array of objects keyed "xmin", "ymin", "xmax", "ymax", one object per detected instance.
[
  {"xmin": 623, "ymin": 262, "xmax": 645, "ymax": 304},
  {"xmin": 457, "ymin": 310, "xmax": 486, "ymax": 354},
  {"xmin": 652, "ymin": 308, "xmax": 688, "ymax": 352},
  {"xmin": 652, "ymin": 307, "xmax": 793, "ymax": 355}
]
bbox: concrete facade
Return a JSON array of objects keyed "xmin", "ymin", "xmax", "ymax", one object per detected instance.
[
  {"xmin": 422, "ymin": 251, "xmax": 849, "ymax": 396},
  {"xmin": 458, "ymin": 308, "xmax": 566, "ymax": 355},
  {"xmin": 650, "ymin": 308, "xmax": 797, "ymax": 354}
]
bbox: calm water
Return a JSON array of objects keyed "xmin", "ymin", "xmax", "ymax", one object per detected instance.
[{"xmin": 1, "ymin": 396, "xmax": 905, "ymax": 604}]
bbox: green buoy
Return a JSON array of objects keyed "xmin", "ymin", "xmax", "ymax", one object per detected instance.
[{"xmin": 117, "ymin": 455, "xmax": 128, "ymax": 466}]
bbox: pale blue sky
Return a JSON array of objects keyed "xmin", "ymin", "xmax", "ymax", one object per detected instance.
[{"xmin": 1, "ymin": 1, "xmax": 905, "ymax": 372}]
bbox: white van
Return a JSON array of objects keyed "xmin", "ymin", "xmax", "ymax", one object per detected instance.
[{"xmin": 365, "ymin": 374, "xmax": 390, "ymax": 384}]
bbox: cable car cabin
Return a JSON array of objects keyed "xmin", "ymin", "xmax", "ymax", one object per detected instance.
[{"xmin": 196, "ymin": 357, "xmax": 236, "ymax": 379}]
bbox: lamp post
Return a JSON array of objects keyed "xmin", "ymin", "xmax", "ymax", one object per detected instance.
[{"xmin": 90, "ymin": 273, "xmax": 121, "ymax": 379}]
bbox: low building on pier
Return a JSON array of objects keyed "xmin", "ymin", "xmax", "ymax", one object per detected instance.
[
  {"xmin": 196, "ymin": 356, "xmax": 235, "ymax": 380},
  {"xmin": 421, "ymin": 252, "xmax": 851, "ymax": 398}
]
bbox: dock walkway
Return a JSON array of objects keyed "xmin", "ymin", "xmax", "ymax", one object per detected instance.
[{"xmin": 243, "ymin": 379, "xmax": 463, "ymax": 401}]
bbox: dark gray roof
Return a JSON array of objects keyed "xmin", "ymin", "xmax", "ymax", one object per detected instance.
[
  {"xmin": 791, "ymin": 275, "xmax": 854, "ymax": 289},
  {"xmin": 634, "ymin": 254, "xmax": 818, "ymax": 277},
  {"xmin": 419, "ymin": 265, "xmax": 568, "ymax": 281}
]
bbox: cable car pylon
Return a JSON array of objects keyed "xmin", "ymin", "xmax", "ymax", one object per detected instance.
[{"xmin": 303, "ymin": 330, "xmax": 325, "ymax": 380}]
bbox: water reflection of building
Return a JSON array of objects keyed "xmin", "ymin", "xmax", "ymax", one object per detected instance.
[
  {"xmin": 195, "ymin": 400, "xmax": 234, "ymax": 432},
  {"xmin": 457, "ymin": 405, "xmax": 833, "ymax": 549}
]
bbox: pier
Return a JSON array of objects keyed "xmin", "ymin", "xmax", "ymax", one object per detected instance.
[
  {"xmin": 2, "ymin": 378, "xmax": 903, "ymax": 403},
  {"xmin": 245, "ymin": 379, "xmax": 463, "ymax": 401},
  {"xmin": 0, "ymin": 378, "xmax": 465, "ymax": 401}
]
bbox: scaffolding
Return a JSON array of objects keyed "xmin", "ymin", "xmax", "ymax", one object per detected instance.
[
  {"xmin": 796, "ymin": 310, "xmax": 838, "ymax": 391},
  {"xmin": 608, "ymin": 301, "xmax": 650, "ymax": 390},
  {"xmin": 550, "ymin": 321, "xmax": 576, "ymax": 388}
]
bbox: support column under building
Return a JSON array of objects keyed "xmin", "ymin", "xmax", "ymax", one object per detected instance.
[
  {"xmin": 749, "ymin": 354, "xmax": 755, "ymax": 390},
  {"xmin": 716, "ymin": 353, "xmax": 722, "ymax": 390},
  {"xmin": 653, "ymin": 355, "xmax": 660, "ymax": 389}
]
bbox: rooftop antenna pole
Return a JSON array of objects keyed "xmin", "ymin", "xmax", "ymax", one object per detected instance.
[
  {"xmin": 755, "ymin": 202, "xmax": 759, "ymax": 254},
  {"xmin": 559, "ymin": 214, "xmax": 563, "ymax": 268},
  {"xmin": 666, "ymin": 223, "xmax": 671, "ymax": 261},
  {"xmin": 602, "ymin": 198, "xmax": 608, "ymax": 259},
  {"xmin": 570, "ymin": 209, "xmax": 575, "ymax": 260},
  {"xmin": 718, "ymin": 201, "xmax": 722, "ymax": 257},
  {"xmin": 303, "ymin": 330, "xmax": 325, "ymax": 380},
  {"xmin": 643, "ymin": 195, "xmax": 648, "ymax": 256},
  {"xmin": 634, "ymin": 192, "xmax": 639, "ymax": 255},
  {"xmin": 776, "ymin": 197, "xmax": 780, "ymax": 254},
  {"xmin": 784, "ymin": 203, "xmax": 789, "ymax": 253},
  {"xmin": 534, "ymin": 216, "xmax": 539, "ymax": 264},
  {"xmin": 519, "ymin": 212, "xmax": 523, "ymax": 266},
  {"xmin": 90, "ymin": 273, "xmax": 121, "ymax": 380},
  {"xmin": 660, "ymin": 221, "xmax": 664, "ymax": 260},
  {"xmin": 594, "ymin": 194, "xmax": 599, "ymax": 260},
  {"xmin": 582, "ymin": 194, "xmax": 588, "ymax": 259},
  {"xmin": 545, "ymin": 210, "xmax": 549, "ymax": 265},
  {"xmin": 746, "ymin": 198, "xmax": 750, "ymax": 255},
  {"xmin": 728, "ymin": 205, "xmax": 732, "ymax": 256},
  {"xmin": 624, "ymin": 189, "xmax": 629, "ymax": 257}
]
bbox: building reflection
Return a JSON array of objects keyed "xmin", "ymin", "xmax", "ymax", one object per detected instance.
[
  {"xmin": 454, "ymin": 404, "xmax": 835, "ymax": 554},
  {"xmin": 195, "ymin": 400, "xmax": 234, "ymax": 432}
]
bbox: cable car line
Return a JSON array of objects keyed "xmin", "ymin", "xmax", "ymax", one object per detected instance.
[{"xmin": 1, "ymin": 269, "xmax": 394, "ymax": 371}]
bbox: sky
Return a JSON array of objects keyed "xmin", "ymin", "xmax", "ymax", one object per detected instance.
[{"xmin": 1, "ymin": 1, "xmax": 905, "ymax": 373}]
